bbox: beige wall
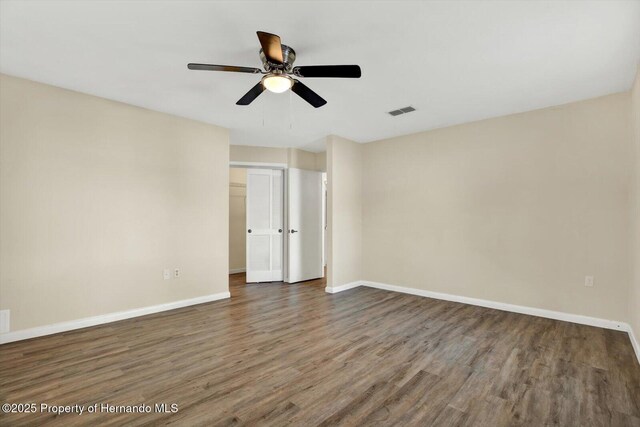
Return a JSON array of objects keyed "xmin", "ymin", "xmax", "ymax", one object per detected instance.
[
  {"xmin": 315, "ymin": 151, "xmax": 327, "ymax": 172},
  {"xmin": 631, "ymin": 68, "xmax": 640, "ymax": 337},
  {"xmin": 327, "ymin": 135, "xmax": 362, "ymax": 288},
  {"xmin": 362, "ymin": 93, "xmax": 632, "ymax": 322},
  {"xmin": 288, "ymin": 148, "xmax": 316, "ymax": 171},
  {"xmin": 230, "ymin": 145, "xmax": 288, "ymax": 165},
  {"xmin": 0, "ymin": 74, "xmax": 230, "ymax": 332},
  {"xmin": 229, "ymin": 168, "xmax": 246, "ymax": 272},
  {"xmin": 230, "ymin": 145, "xmax": 326, "ymax": 172}
]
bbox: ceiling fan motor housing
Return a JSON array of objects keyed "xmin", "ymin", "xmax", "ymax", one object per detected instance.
[{"xmin": 260, "ymin": 45, "xmax": 296, "ymax": 72}]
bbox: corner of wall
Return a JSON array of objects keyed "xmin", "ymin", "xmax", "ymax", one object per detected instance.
[
  {"xmin": 325, "ymin": 135, "xmax": 363, "ymax": 289},
  {"xmin": 629, "ymin": 65, "xmax": 640, "ymax": 361}
]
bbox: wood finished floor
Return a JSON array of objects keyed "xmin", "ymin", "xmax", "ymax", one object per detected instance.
[{"xmin": 1, "ymin": 273, "xmax": 639, "ymax": 426}]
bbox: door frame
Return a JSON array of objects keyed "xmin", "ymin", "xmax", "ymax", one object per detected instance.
[{"xmin": 230, "ymin": 161, "xmax": 289, "ymax": 282}]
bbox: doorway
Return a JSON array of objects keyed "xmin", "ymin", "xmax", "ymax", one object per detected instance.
[
  {"xmin": 229, "ymin": 162, "xmax": 324, "ymax": 284},
  {"xmin": 229, "ymin": 167, "xmax": 247, "ymax": 275}
]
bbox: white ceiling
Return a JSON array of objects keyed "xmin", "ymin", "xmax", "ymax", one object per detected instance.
[{"xmin": 2, "ymin": 1, "xmax": 639, "ymax": 152}]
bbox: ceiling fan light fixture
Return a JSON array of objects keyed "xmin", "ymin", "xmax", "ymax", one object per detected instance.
[{"xmin": 262, "ymin": 74, "xmax": 293, "ymax": 93}]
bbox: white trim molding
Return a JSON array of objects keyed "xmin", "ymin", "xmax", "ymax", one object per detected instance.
[
  {"xmin": 0, "ymin": 292, "xmax": 231, "ymax": 345},
  {"xmin": 325, "ymin": 279, "xmax": 639, "ymax": 364},
  {"xmin": 229, "ymin": 268, "xmax": 246, "ymax": 274},
  {"xmin": 230, "ymin": 161, "xmax": 288, "ymax": 169},
  {"xmin": 629, "ymin": 326, "xmax": 640, "ymax": 365},
  {"xmin": 325, "ymin": 281, "xmax": 364, "ymax": 294},
  {"xmin": 362, "ymin": 281, "xmax": 628, "ymax": 331}
]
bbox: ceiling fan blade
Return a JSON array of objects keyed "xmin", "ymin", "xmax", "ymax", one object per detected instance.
[
  {"xmin": 293, "ymin": 65, "xmax": 361, "ymax": 78},
  {"xmin": 291, "ymin": 80, "xmax": 327, "ymax": 108},
  {"xmin": 236, "ymin": 82, "xmax": 265, "ymax": 105},
  {"xmin": 257, "ymin": 31, "xmax": 284, "ymax": 64},
  {"xmin": 188, "ymin": 63, "xmax": 261, "ymax": 74}
]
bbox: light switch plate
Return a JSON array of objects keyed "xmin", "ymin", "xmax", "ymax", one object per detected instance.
[{"xmin": 585, "ymin": 276, "xmax": 594, "ymax": 287}]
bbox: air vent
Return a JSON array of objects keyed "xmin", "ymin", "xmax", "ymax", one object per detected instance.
[{"xmin": 387, "ymin": 106, "xmax": 416, "ymax": 116}]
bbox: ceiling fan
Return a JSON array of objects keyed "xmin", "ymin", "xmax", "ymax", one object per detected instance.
[{"xmin": 187, "ymin": 31, "xmax": 361, "ymax": 108}]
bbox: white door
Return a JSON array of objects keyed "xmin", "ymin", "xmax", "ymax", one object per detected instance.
[
  {"xmin": 246, "ymin": 169, "xmax": 283, "ymax": 282},
  {"xmin": 287, "ymin": 168, "xmax": 323, "ymax": 283}
]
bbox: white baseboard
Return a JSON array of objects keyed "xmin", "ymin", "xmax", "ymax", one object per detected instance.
[
  {"xmin": 362, "ymin": 281, "xmax": 628, "ymax": 331},
  {"xmin": 229, "ymin": 268, "xmax": 246, "ymax": 274},
  {"xmin": 0, "ymin": 292, "xmax": 231, "ymax": 345},
  {"xmin": 325, "ymin": 279, "xmax": 638, "ymax": 363},
  {"xmin": 325, "ymin": 281, "xmax": 364, "ymax": 294},
  {"xmin": 629, "ymin": 326, "xmax": 640, "ymax": 365}
]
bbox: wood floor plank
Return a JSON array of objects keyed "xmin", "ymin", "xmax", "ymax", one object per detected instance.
[{"xmin": 1, "ymin": 272, "xmax": 639, "ymax": 426}]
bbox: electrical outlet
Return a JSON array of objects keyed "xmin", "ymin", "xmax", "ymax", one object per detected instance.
[
  {"xmin": 584, "ymin": 276, "xmax": 594, "ymax": 287},
  {"xmin": 163, "ymin": 269, "xmax": 171, "ymax": 280},
  {"xmin": 174, "ymin": 268, "xmax": 180, "ymax": 278}
]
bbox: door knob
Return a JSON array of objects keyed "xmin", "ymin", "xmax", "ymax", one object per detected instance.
[
  {"xmin": 290, "ymin": 229, "xmax": 298, "ymax": 233},
  {"xmin": 248, "ymin": 229, "xmax": 252, "ymax": 233},
  {"xmin": 278, "ymin": 229, "xmax": 283, "ymax": 233}
]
